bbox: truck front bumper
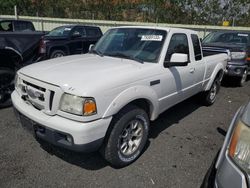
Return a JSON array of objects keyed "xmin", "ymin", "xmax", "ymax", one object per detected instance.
[
  {"xmin": 225, "ymin": 63, "xmax": 247, "ymax": 77},
  {"xmin": 11, "ymin": 91, "xmax": 112, "ymax": 152}
]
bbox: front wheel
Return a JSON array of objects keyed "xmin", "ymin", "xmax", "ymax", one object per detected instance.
[
  {"xmin": 238, "ymin": 69, "xmax": 248, "ymax": 87},
  {"xmin": 101, "ymin": 105, "xmax": 149, "ymax": 168},
  {"xmin": 50, "ymin": 50, "xmax": 65, "ymax": 59},
  {"xmin": 200, "ymin": 78, "xmax": 220, "ymax": 106}
]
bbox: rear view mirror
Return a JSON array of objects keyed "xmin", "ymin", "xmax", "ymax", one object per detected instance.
[
  {"xmin": 164, "ymin": 53, "xmax": 189, "ymax": 67},
  {"xmin": 89, "ymin": 44, "xmax": 95, "ymax": 52}
]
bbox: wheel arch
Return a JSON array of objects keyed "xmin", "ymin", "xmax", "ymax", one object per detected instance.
[
  {"xmin": 49, "ymin": 46, "xmax": 69, "ymax": 57},
  {"xmin": 205, "ymin": 65, "xmax": 224, "ymax": 91},
  {"xmin": 103, "ymin": 86, "xmax": 159, "ymax": 121}
]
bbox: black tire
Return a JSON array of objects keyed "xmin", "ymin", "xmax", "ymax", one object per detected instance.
[
  {"xmin": 50, "ymin": 50, "xmax": 65, "ymax": 59},
  {"xmin": 101, "ymin": 105, "xmax": 149, "ymax": 168},
  {"xmin": 0, "ymin": 67, "xmax": 15, "ymax": 108},
  {"xmin": 200, "ymin": 78, "xmax": 220, "ymax": 106},
  {"xmin": 237, "ymin": 69, "xmax": 248, "ymax": 87}
]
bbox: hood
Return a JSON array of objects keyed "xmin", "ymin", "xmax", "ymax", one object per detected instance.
[
  {"xmin": 19, "ymin": 54, "xmax": 155, "ymax": 95},
  {"xmin": 202, "ymin": 42, "xmax": 247, "ymax": 52}
]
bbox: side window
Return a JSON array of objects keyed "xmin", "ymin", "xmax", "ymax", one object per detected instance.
[
  {"xmin": 86, "ymin": 27, "xmax": 101, "ymax": 37},
  {"xmin": 0, "ymin": 21, "xmax": 12, "ymax": 31},
  {"xmin": 165, "ymin": 33, "xmax": 189, "ymax": 61},
  {"xmin": 14, "ymin": 21, "xmax": 35, "ymax": 31},
  {"xmin": 71, "ymin": 27, "xmax": 85, "ymax": 36},
  {"xmin": 191, "ymin": 34, "xmax": 202, "ymax": 61}
]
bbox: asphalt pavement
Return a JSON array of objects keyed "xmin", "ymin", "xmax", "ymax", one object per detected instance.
[{"xmin": 0, "ymin": 80, "xmax": 250, "ymax": 188}]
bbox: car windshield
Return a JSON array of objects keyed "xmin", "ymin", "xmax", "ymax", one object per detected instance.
[
  {"xmin": 47, "ymin": 26, "xmax": 73, "ymax": 37},
  {"xmin": 93, "ymin": 28, "xmax": 167, "ymax": 63},
  {"xmin": 203, "ymin": 32, "xmax": 250, "ymax": 45}
]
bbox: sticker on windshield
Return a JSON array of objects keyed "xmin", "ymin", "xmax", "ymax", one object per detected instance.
[
  {"xmin": 238, "ymin": 33, "xmax": 248, "ymax": 37},
  {"xmin": 141, "ymin": 35, "xmax": 163, "ymax": 41}
]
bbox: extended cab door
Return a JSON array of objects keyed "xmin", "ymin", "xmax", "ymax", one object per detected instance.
[
  {"xmin": 83, "ymin": 27, "xmax": 102, "ymax": 53},
  {"xmin": 159, "ymin": 33, "xmax": 199, "ymax": 111},
  {"xmin": 189, "ymin": 34, "xmax": 206, "ymax": 92}
]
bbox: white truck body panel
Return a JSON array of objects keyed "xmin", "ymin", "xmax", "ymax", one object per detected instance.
[{"xmin": 12, "ymin": 26, "xmax": 228, "ymax": 149}]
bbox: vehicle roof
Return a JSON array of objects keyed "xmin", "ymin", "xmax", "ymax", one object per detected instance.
[
  {"xmin": 212, "ymin": 30, "xmax": 250, "ymax": 34},
  {"xmin": 54, "ymin": 24, "xmax": 100, "ymax": 28},
  {"xmin": 0, "ymin": 19, "xmax": 32, "ymax": 22},
  {"xmin": 110, "ymin": 26, "xmax": 198, "ymax": 34}
]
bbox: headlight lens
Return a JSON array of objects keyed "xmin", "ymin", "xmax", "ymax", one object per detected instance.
[
  {"xmin": 231, "ymin": 52, "xmax": 246, "ymax": 60},
  {"xmin": 229, "ymin": 120, "xmax": 250, "ymax": 174},
  {"xmin": 59, "ymin": 93, "xmax": 97, "ymax": 116}
]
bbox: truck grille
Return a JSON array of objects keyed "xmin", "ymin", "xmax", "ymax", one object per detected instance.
[{"xmin": 18, "ymin": 74, "xmax": 62, "ymax": 115}]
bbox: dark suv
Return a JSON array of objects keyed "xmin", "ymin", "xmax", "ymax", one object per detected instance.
[
  {"xmin": 202, "ymin": 31, "xmax": 250, "ymax": 86},
  {"xmin": 39, "ymin": 25, "xmax": 102, "ymax": 59}
]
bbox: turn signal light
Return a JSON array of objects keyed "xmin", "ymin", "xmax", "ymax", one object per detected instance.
[{"xmin": 83, "ymin": 99, "xmax": 97, "ymax": 116}]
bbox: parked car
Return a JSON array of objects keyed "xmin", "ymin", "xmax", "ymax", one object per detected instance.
[
  {"xmin": 0, "ymin": 19, "xmax": 35, "ymax": 32},
  {"xmin": 39, "ymin": 25, "xmax": 102, "ymax": 59},
  {"xmin": 12, "ymin": 26, "xmax": 229, "ymax": 167},
  {"xmin": 0, "ymin": 20, "xmax": 45, "ymax": 108},
  {"xmin": 202, "ymin": 31, "xmax": 250, "ymax": 86},
  {"xmin": 201, "ymin": 101, "xmax": 250, "ymax": 188}
]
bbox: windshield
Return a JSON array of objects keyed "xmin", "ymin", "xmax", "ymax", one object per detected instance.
[
  {"xmin": 47, "ymin": 26, "xmax": 73, "ymax": 37},
  {"xmin": 93, "ymin": 28, "xmax": 167, "ymax": 63},
  {"xmin": 203, "ymin": 32, "xmax": 250, "ymax": 45}
]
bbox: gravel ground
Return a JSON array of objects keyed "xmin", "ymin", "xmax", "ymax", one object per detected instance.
[{"xmin": 0, "ymin": 80, "xmax": 249, "ymax": 188}]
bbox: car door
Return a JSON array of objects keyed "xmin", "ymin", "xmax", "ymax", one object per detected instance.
[
  {"xmin": 83, "ymin": 27, "xmax": 102, "ymax": 53},
  {"xmin": 159, "ymin": 33, "xmax": 197, "ymax": 111},
  {"xmin": 68, "ymin": 26, "xmax": 85, "ymax": 54},
  {"xmin": 190, "ymin": 34, "xmax": 206, "ymax": 92}
]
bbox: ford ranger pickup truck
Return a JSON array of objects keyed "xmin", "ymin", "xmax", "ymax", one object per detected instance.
[{"xmin": 12, "ymin": 26, "xmax": 229, "ymax": 167}]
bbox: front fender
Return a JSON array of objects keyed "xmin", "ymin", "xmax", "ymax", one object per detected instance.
[
  {"xmin": 205, "ymin": 63, "xmax": 224, "ymax": 91},
  {"xmin": 103, "ymin": 86, "xmax": 159, "ymax": 121}
]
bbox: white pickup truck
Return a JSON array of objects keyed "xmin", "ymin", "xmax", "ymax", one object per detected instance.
[{"xmin": 12, "ymin": 26, "xmax": 229, "ymax": 167}]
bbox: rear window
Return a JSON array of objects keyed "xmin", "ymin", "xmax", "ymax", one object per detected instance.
[
  {"xmin": 14, "ymin": 21, "xmax": 35, "ymax": 31},
  {"xmin": 0, "ymin": 21, "xmax": 12, "ymax": 31},
  {"xmin": 203, "ymin": 32, "xmax": 250, "ymax": 44},
  {"xmin": 191, "ymin": 34, "xmax": 202, "ymax": 61},
  {"xmin": 85, "ymin": 27, "xmax": 102, "ymax": 37}
]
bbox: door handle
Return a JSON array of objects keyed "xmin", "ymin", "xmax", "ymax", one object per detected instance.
[{"xmin": 189, "ymin": 68, "xmax": 195, "ymax": 73}]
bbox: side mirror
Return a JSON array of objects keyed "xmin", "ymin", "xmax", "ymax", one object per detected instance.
[
  {"xmin": 89, "ymin": 44, "xmax": 95, "ymax": 53},
  {"xmin": 164, "ymin": 53, "xmax": 189, "ymax": 68}
]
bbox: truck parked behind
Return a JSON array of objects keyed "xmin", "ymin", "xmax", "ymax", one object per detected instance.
[
  {"xmin": 202, "ymin": 31, "xmax": 250, "ymax": 86},
  {"xmin": 39, "ymin": 25, "xmax": 102, "ymax": 59},
  {"xmin": 0, "ymin": 19, "xmax": 44, "ymax": 107},
  {"xmin": 12, "ymin": 26, "xmax": 229, "ymax": 167}
]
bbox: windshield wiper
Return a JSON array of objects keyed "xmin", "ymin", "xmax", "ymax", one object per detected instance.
[
  {"xmin": 90, "ymin": 49, "xmax": 103, "ymax": 57},
  {"xmin": 108, "ymin": 52, "xmax": 144, "ymax": 64}
]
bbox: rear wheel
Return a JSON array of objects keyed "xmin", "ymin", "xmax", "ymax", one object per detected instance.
[
  {"xmin": 101, "ymin": 105, "xmax": 149, "ymax": 168},
  {"xmin": 0, "ymin": 67, "xmax": 15, "ymax": 108},
  {"xmin": 50, "ymin": 50, "xmax": 65, "ymax": 59},
  {"xmin": 200, "ymin": 78, "xmax": 220, "ymax": 106}
]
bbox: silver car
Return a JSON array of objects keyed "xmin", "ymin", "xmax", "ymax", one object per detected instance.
[{"xmin": 202, "ymin": 101, "xmax": 250, "ymax": 188}]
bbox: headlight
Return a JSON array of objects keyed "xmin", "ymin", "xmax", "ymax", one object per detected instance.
[
  {"xmin": 59, "ymin": 93, "xmax": 97, "ymax": 116},
  {"xmin": 231, "ymin": 52, "xmax": 246, "ymax": 60},
  {"xmin": 14, "ymin": 73, "xmax": 18, "ymax": 88},
  {"xmin": 229, "ymin": 120, "xmax": 250, "ymax": 174}
]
